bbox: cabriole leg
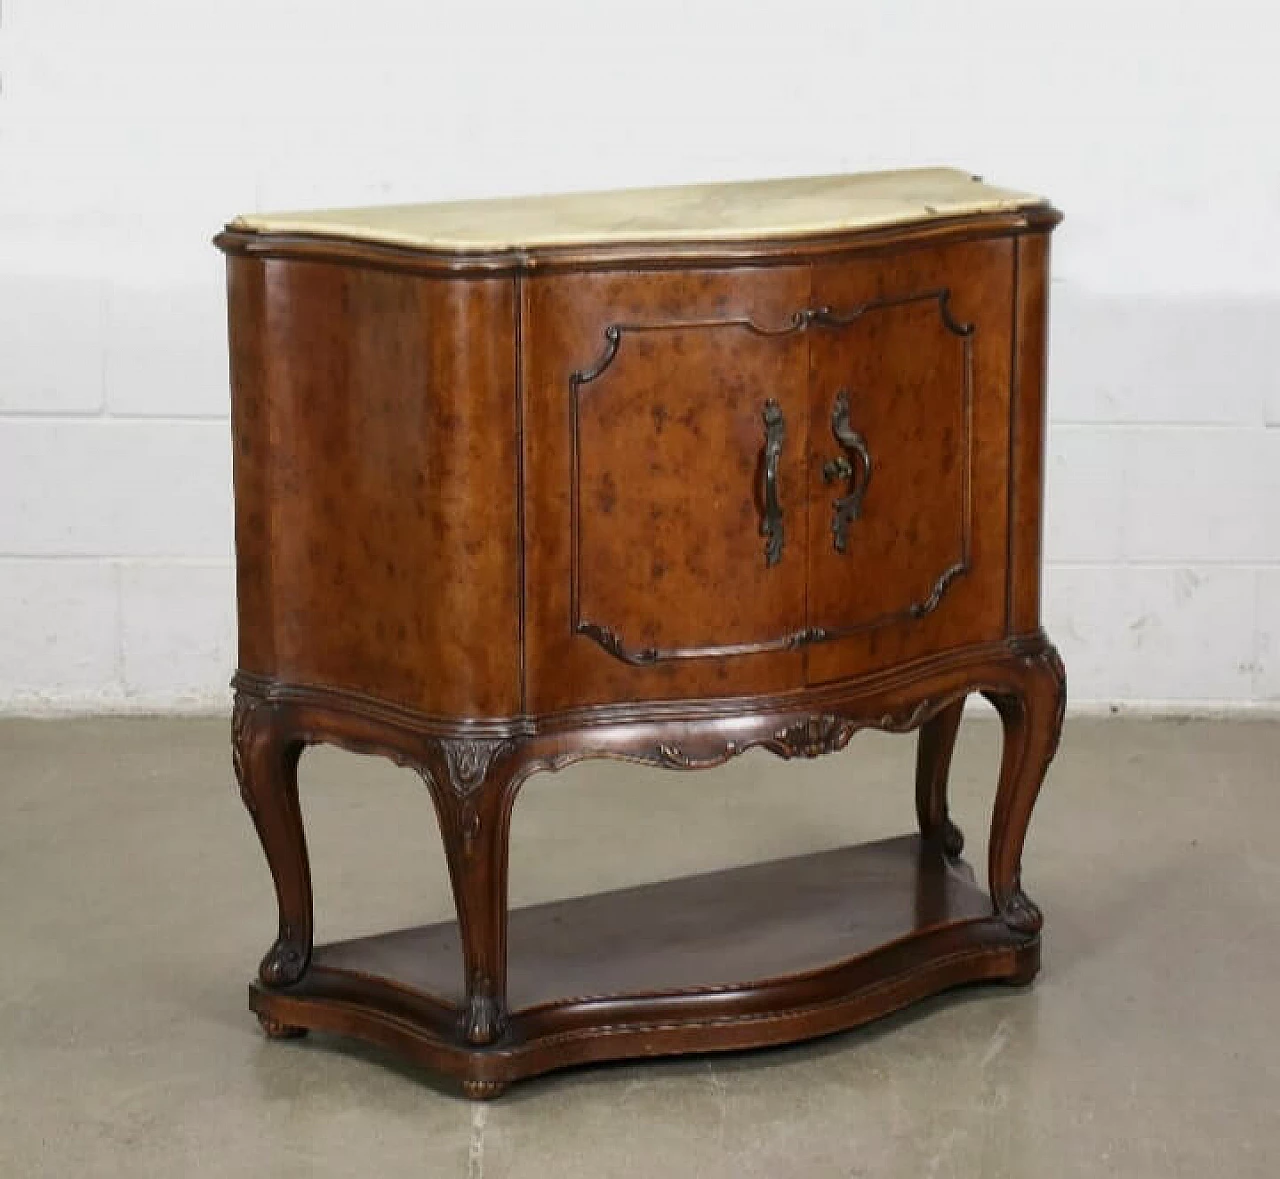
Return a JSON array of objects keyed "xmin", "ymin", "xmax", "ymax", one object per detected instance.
[
  {"xmin": 914, "ymin": 696, "xmax": 967, "ymax": 857},
  {"xmin": 982, "ymin": 643, "xmax": 1066, "ymax": 936},
  {"xmin": 429, "ymin": 740, "xmax": 522, "ymax": 1047},
  {"xmin": 233, "ymin": 693, "xmax": 313, "ymax": 997}
]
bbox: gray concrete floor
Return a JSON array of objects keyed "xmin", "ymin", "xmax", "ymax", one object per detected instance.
[{"xmin": 1, "ymin": 715, "xmax": 1278, "ymax": 1177}]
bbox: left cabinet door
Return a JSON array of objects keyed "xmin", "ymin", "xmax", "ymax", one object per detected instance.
[{"xmin": 523, "ymin": 268, "xmax": 811, "ymax": 712}]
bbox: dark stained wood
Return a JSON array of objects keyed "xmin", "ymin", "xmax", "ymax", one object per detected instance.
[
  {"xmin": 225, "ymin": 259, "xmax": 274, "ymax": 671},
  {"xmin": 984, "ymin": 641, "xmax": 1066, "ymax": 932},
  {"xmin": 227, "ymin": 257, "xmax": 521, "ymax": 718},
  {"xmin": 1008, "ymin": 231, "xmax": 1054, "ymax": 635},
  {"xmin": 297, "ymin": 837, "xmax": 998, "ymax": 1008},
  {"xmin": 522, "ymin": 266, "xmax": 811, "ymax": 712},
  {"xmin": 218, "ymin": 181, "xmax": 1065, "ymax": 1099},
  {"xmin": 251, "ymin": 836, "xmax": 1037, "ymax": 1093},
  {"xmin": 806, "ymin": 238, "xmax": 1014, "ymax": 683},
  {"xmin": 233, "ymin": 693, "xmax": 310, "ymax": 988},
  {"xmin": 229, "ymin": 633, "xmax": 1063, "ymax": 1097},
  {"xmin": 915, "ymin": 696, "xmax": 967, "ymax": 857}
]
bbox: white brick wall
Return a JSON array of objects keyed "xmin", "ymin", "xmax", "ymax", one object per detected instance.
[
  {"xmin": 1259, "ymin": 573, "xmax": 1280, "ymax": 698},
  {"xmin": 1, "ymin": 0, "xmax": 1277, "ymax": 712},
  {"xmin": 0, "ymin": 273, "xmax": 106, "ymax": 414}
]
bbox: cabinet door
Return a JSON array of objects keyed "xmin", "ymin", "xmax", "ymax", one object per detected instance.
[
  {"xmin": 523, "ymin": 268, "xmax": 810, "ymax": 712},
  {"xmin": 805, "ymin": 239, "xmax": 1015, "ymax": 683}
]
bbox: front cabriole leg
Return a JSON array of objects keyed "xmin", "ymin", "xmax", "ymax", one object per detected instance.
[
  {"xmin": 424, "ymin": 737, "xmax": 523, "ymax": 1050},
  {"xmin": 982, "ymin": 638, "xmax": 1066, "ymax": 936},
  {"xmin": 233, "ymin": 691, "xmax": 313, "ymax": 1010}
]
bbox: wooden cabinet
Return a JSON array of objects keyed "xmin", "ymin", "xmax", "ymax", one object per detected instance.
[
  {"xmin": 804, "ymin": 238, "xmax": 1015, "ymax": 681},
  {"xmin": 218, "ymin": 169, "xmax": 1066, "ymax": 1098},
  {"xmin": 524, "ymin": 238, "xmax": 1015, "ymax": 707},
  {"xmin": 523, "ymin": 266, "xmax": 812, "ymax": 709}
]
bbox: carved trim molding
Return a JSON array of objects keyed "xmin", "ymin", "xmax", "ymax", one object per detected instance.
[
  {"xmin": 910, "ymin": 562, "xmax": 967, "ymax": 619},
  {"xmin": 568, "ymin": 291, "xmax": 971, "ymax": 396},
  {"xmin": 232, "ymin": 635, "xmax": 1033, "ymax": 743},
  {"xmin": 648, "ymin": 699, "xmax": 941, "ymax": 770},
  {"xmin": 807, "ymin": 288, "xmax": 974, "ymax": 337},
  {"xmin": 575, "ymin": 621, "xmax": 657, "ymax": 666},
  {"xmin": 653, "ymin": 741, "xmax": 741, "ymax": 770},
  {"xmin": 570, "ymin": 311, "xmax": 821, "ymax": 393},
  {"xmin": 1008, "ymin": 634, "xmax": 1068, "ymax": 770},
  {"xmin": 230, "ymin": 693, "xmax": 259, "ymax": 812},
  {"xmin": 569, "ymin": 289, "xmax": 975, "ymax": 667},
  {"xmin": 231, "ymin": 692, "xmax": 283, "ymax": 801},
  {"xmin": 766, "ymin": 715, "xmax": 861, "ymax": 759},
  {"xmin": 1041, "ymin": 641, "xmax": 1068, "ymax": 764}
]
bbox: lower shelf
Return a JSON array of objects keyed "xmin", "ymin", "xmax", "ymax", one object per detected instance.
[{"xmin": 251, "ymin": 834, "xmax": 1038, "ymax": 1096}]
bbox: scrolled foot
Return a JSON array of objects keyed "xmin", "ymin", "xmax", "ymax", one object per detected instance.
[
  {"xmin": 259, "ymin": 933, "xmax": 309, "ymax": 987},
  {"xmin": 257, "ymin": 1013, "xmax": 307, "ymax": 1040},
  {"xmin": 464, "ymin": 983, "xmax": 506, "ymax": 1047},
  {"xmin": 939, "ymin": 817, "xmax": 965, "ymax": 858},
  {"xmin": 999, "ymin": 888, "xmax": 1043, "ymax": 937},
  {"xmin": 462, "ymin": 1079, "xmax": 507, "ymax": 1101}
]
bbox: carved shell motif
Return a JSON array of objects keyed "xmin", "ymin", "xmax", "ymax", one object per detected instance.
[
  {"xmin": 765, "ymin": 715, "xmax": 859, "ymax": 759},
  {"xmin": 440, "ymin": 737, "xmax": 513, "ymax": 798}
]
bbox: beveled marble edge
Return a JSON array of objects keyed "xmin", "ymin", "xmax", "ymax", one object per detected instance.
[{"xmin": 228, "ymin": 168, "xmax": 1049, "ymax": 253}]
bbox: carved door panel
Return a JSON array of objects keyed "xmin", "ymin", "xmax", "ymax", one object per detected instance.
[
  {"xmin": 523, "ymin": 267, "xmax": 811, "ymax": 712},
  {"xmin": 805, "ymin": 239, "xmax": 1015, "ymax": 683}
]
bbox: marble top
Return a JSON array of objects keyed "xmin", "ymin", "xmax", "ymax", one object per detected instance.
[{"xmin": 229, "ymin": 168, "xmax": 1047, "ymax": 252}]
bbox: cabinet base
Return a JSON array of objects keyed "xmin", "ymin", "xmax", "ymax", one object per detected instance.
[{"xmin": 250, "ymin": 835, "xmax": 1038, "ymax": 1097}]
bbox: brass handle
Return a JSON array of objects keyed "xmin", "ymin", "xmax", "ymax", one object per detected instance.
[
  {"xmin": 822, "ymin": 388, "xmax": 872, "ymax": 554},
  {"xmin": 759, "ymin": 399, "xmax": 786, "ymax": 567}
]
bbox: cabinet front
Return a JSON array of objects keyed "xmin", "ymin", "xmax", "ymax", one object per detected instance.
[
  {"xmin": 804, "ymin": 238, "xmax": 1015, "ymax": 682},
  {"xmin": 523, "ymin": 242, "xmax": 1017, "ymax": 713},
  {"xmin": 522, "ymin": 268, "xmax": 811, "ymax": 712}
]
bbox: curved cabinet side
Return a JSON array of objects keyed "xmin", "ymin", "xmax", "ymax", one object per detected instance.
[
  {"xmin": 225, "ymin": 256, "xmax": 521, "ymax": 718},
  {"xmin": 1007, "ymin": 231, "xmax": 1054, "ymax": 635},
  {"xmin": 227, "ymin": 258, "xmax": 276, "ymax": 673}
]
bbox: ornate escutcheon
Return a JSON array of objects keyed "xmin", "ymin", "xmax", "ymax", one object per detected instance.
[{"xmin": 822, "ymin": 388, "xmax": 873, "ymax": 554}]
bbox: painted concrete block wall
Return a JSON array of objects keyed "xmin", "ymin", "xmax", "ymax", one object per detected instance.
[{"xmin": 1, "ymin": 1, "xmax": 1277, "ymax": 712}]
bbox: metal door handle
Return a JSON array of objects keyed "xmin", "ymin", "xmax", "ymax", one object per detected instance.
[
  {"xmin": 759, "ymin": 399, "xmax": 786, "ymax": 567},
  {"xmin": 823, "ymin": 388, "xmax": 872, "ymax": 554}
]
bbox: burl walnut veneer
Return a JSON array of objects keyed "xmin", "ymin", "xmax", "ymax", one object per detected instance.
[{"xmin": 216, "ymin": 168, "xmax": 1065, "ymax": 1099}]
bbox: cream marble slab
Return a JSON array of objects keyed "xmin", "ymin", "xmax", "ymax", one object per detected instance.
[{"xmin": 229, "ymin": 168, "xmax": 1047, "ymax": 252}]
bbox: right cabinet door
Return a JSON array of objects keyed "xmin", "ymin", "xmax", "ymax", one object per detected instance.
[{"xmin": 805, "ymin": 238, "xmax": 1016, "ymax": 684}]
